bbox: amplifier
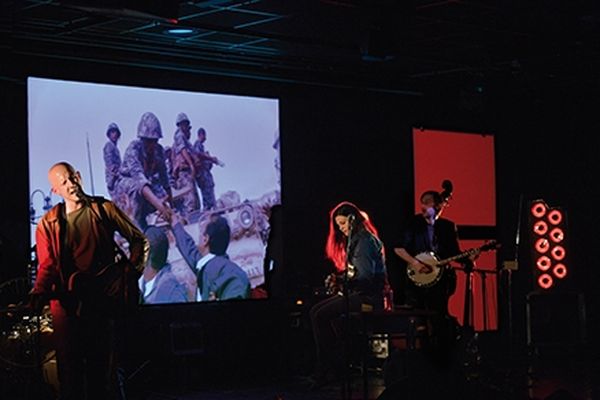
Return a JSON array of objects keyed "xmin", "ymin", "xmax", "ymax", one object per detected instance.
[{"xmin": 526, "ymin": 291, "xmax": 586, "ymax": 347}]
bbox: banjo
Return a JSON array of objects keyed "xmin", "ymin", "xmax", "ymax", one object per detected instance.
[{"xmin": 407, "ymin": 240, "xmax": 499, "ymax": 287}]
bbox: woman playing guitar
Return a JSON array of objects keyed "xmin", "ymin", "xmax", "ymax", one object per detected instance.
[{"xmin": 308, "ymin": 201, "xmax": 389, "ymax": 389}]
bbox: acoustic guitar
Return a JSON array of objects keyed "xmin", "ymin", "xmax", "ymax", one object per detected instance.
[
  {"xmin": 323, "ymin": 263, "xmax": 356, "ymax": 296},
  {"xmin": 66, "ymin": 258, "xmax": 138, "ymax": 317}
]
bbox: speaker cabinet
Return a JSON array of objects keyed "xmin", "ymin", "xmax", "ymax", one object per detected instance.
[
  {"xmin": 526, "ymin": 291, "xmax": 586, "ymax": 347},
  {"xmin": 169, "ymin": 322, "xmax": 205, "ymax": 355}
]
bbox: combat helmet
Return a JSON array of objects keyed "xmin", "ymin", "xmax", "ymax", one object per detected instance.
[
  {"xmin": 106, "ymin": 122, "xmax": 121, "ymax": 138},
  {"xmin": 137, "ymin": 112, "xmax": 162, "ymax": 139},
  {"xmin": 176, "ymin": 112, "xmax": 190, "ymax": 126}
]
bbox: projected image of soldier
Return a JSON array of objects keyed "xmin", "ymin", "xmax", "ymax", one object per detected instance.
[
  {"xmin": 193, "ymin": 127, "xmax": 224, "ymax": 212},
  {"xmin": 103, "ymin": 122, "xmax": 121, "ymax": 199},
  {"xmin": 170, "ymin": 112, "xmax": 200, "ymax": 218},
  {"xmin": 112, "ymin": 111, "xmax": 173, "ymax": 230}
]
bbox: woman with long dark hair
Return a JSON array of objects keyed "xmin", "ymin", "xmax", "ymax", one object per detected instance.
[{"xmin": 308, "ymin": 201, "xmax": 388, "ymax": 388}]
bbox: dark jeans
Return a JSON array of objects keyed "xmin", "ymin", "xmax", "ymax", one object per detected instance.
[{"xmin": 309, "ymin": 292, "xmax": 372, "ymax": 377}]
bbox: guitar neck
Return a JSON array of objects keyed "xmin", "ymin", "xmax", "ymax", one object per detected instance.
[
  {"xmin": 437, "ymin": 249, "xmax": 475, "ymax": 265},
  {"xmin": 437, "ymin": 241, "xmax": 497, "ymax": 265}
]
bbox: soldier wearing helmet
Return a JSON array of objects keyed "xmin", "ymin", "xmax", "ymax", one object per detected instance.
[
  {"xmin": 175, "ymin": 112, "xmax": 189, "ymax": 127},
  {"xmin": 112, "ymin": 111, "xmax": 173, "ymax": 230},
  {"xmin": 137, "ymin": 111, "xmax": 163, "ymax": 139},
  {"xmin": 103, "ymin": 122, "xmax": 122, "ymax": 197},
  {"xmin": 171, "ymin": 112, "xmax": 200, "ymax": 216},
  {"xmin": 192, "ymin": 127, "xmax": 224, "ymax": 211}
]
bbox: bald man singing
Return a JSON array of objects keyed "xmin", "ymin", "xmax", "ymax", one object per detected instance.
[{"xmin": 30, "ymin": 161, "xmax": 149, "ymax": 400}]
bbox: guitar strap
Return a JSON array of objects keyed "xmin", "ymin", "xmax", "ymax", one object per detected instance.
[
  {"xmin": 81, "ymin": 199, "xmax": 133, "ymax": 398},
  {"xmin": 57, "ymin": 202, "xmax": 77, "ymax": 291},
  {"xmin": 93, "ymin": 198, "xmax": 138, "ymax": 308},
  {"xmin": 93, "ymin": 197, "xmax": 130, "ymax": 264},
  {"xmin": 93, "ymin": 198, "xmax": 117, "ymax": 252}
]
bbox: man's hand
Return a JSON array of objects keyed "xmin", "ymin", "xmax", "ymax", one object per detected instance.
[
  {"xmin": 157, "ymin": 201, "xmax": 173, "ymax": 220},
  {"xmin": 468, "ymin": 249, "xmax": 481, "ymax": 262},
  {"xmin": 169, "ymin": 212, "xmax": 188, "ymax": 227},
  {"xmin": 324, "ymin": 273, "xmax": 337, "ymax": 292},
  {"xmin": 411, "ymin": 261, "xmax": 433, "ymax": 274},
  {"xmin": 142, "ymin": 185, "xmax": 173, "ymax": 221}
]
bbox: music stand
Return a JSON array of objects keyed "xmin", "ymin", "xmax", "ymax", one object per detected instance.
[
  {"xmin": 455, "ymin": 261, "xmax": 498, "ymax": 371},
  {"xmin": 455, "ymin": 260, "xmax": 477, "ymax": 369}
]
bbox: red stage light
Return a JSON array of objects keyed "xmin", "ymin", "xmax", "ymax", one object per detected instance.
[
  {"xmin": 551, "ymin": 246, "xmax": 566, "ymax": 261},
  {"xmin": 536, "ymin": 256, "xmax": 551, "ymax": 271},
  {"xmin": 553, "ymin": 263, "xmax": 567, "ymax": 279},
  {"xmin": 534, "ymin": 238, "xmax": 550, "ymax": 253},
  {"xmin": 547, "ymin": 209, "xmax": 563, "ymax": 225},
  {"xmin": 537, "ymin": 274, "xmax": 553, "ymax": 289},
  {"xmin": 533, "ymin": 220, "xmax": 548, "ymax": 235},
  {"xmin": 529, "ymin": 200, "xmax": 569, "ymax": 291},
  {"xmin": 549, "ymin": 227, "xmax": 564, "ymax": 243},
  {"xmin": 531, "ymin": 202, "xmax": 547, "ymax": 218}
]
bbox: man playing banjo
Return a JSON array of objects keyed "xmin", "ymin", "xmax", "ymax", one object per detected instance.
[{"xmin": 394, "ymin": 184, "xmax": 477, "ymax": 369}]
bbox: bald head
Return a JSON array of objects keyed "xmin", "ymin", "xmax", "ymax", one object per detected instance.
[
  {"xmin": 49, "ymin": 161, "xmax": 75, "ymax": 177},
  {"xmin": 48, "ymin": 162, "xmax": 83, "ymax": 205}
]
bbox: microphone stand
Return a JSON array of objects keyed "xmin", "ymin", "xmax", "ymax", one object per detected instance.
[
  {"xmin": 341, "ymin": 219, "xmax": 353, "ymax": 400},
  {"xmin": 506, "ymin": 193, "xmax": 523, "ymax": 356},
  {"xmin": 77, "ymin": 188, "xmax": 131, "ymax": 400},
  {"xmin": 506, "ymin": 194, "xmax": 523, "ymax": 359}
]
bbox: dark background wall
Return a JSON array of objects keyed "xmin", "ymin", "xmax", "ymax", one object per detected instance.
[{"xmin": 1, "ymin": 55, "xmax": 598, "ymax": 366}]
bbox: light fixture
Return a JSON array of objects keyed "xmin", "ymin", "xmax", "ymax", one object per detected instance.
[
  {"xmin": 536, "ymin": 256, "xmax": 551, "ymax": 271},
  {"xmin": 549, "ymin": 227, "xmax": 564, "ymax": 243},
  {"xmin": 553, "ymin": 264, "xmax": 567, "ymax": 279},
  {"xmin": 165, "ymin": 28, "xmax": 196, "ymax": 36},
  {"xmin": 537, "ymin": 274, "xmax": 553, "ymax": 289},
  {"xmin": 551, "ymin": 246, "xmax": 566, "ymax": 261},
  {"xmin": 533, "ymin": 220, "xmax": 548, "ymax": 235},
  {"xmin": 547, "ymin": 209, "xmax": 563, "ymax": 225},
  {"xmin": 531, "ymin": 202, "xmax": 547, "ymax": 218},
  {"xmin": 529, "ymin": 199, "xmax": 569, "ymax": 291}
]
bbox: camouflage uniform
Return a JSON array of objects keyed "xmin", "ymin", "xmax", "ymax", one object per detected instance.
[
  {"xmin": 172, "ymin": 126, "xmax": 200, "ymax": 216},
  {"xmin": 103, "ymin": 122, "xmax": 121, "ymax": 198},
  {"xmin": 193, "ymin": 140, "xmax": 217, "ymax": 211},
  {"xmin": 112, "ymin": 112, "xmax": 171, "ymax": 230}
]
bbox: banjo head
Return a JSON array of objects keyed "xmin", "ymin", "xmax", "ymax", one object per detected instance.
[{"xmin": 407, "ymin": 252, "xmax": 442, "ymax": 287}]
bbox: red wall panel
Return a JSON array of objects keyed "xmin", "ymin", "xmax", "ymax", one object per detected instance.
[{"xmin": 413, "ymin": 128, "xmax": 498, "ymax": 331}]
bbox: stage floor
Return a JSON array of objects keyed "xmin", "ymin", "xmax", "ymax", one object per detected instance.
[
  {"xmin": 123, "ymin": 340, "xmax": 599, "ymax": 400},
  {"xmin": 1, "ymin": 322, "xmax": 598, "ymax": 399}
]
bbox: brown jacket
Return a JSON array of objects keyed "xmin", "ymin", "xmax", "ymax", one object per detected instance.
[{"xmin": 33, "ymin": 197, "xmax": 149, "ymax": 297}]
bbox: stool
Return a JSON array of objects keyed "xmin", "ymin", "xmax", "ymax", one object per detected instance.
[{"xmin": 359, "ymin": 307, "xmax": 436, "ymax": 400}]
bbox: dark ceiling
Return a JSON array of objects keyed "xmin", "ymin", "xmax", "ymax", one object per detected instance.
[{"xmin": 2, "ymin": 0, "xmax": 600, "ymax": 94}]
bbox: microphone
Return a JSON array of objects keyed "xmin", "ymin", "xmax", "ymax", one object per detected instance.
[
  {"xmin": 74, "ymin": 183, "xmax": 89, "ymax": 204},
  {"xmin": 425, "ymin": 207, "xmax": 437, "ymax": 224}
]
